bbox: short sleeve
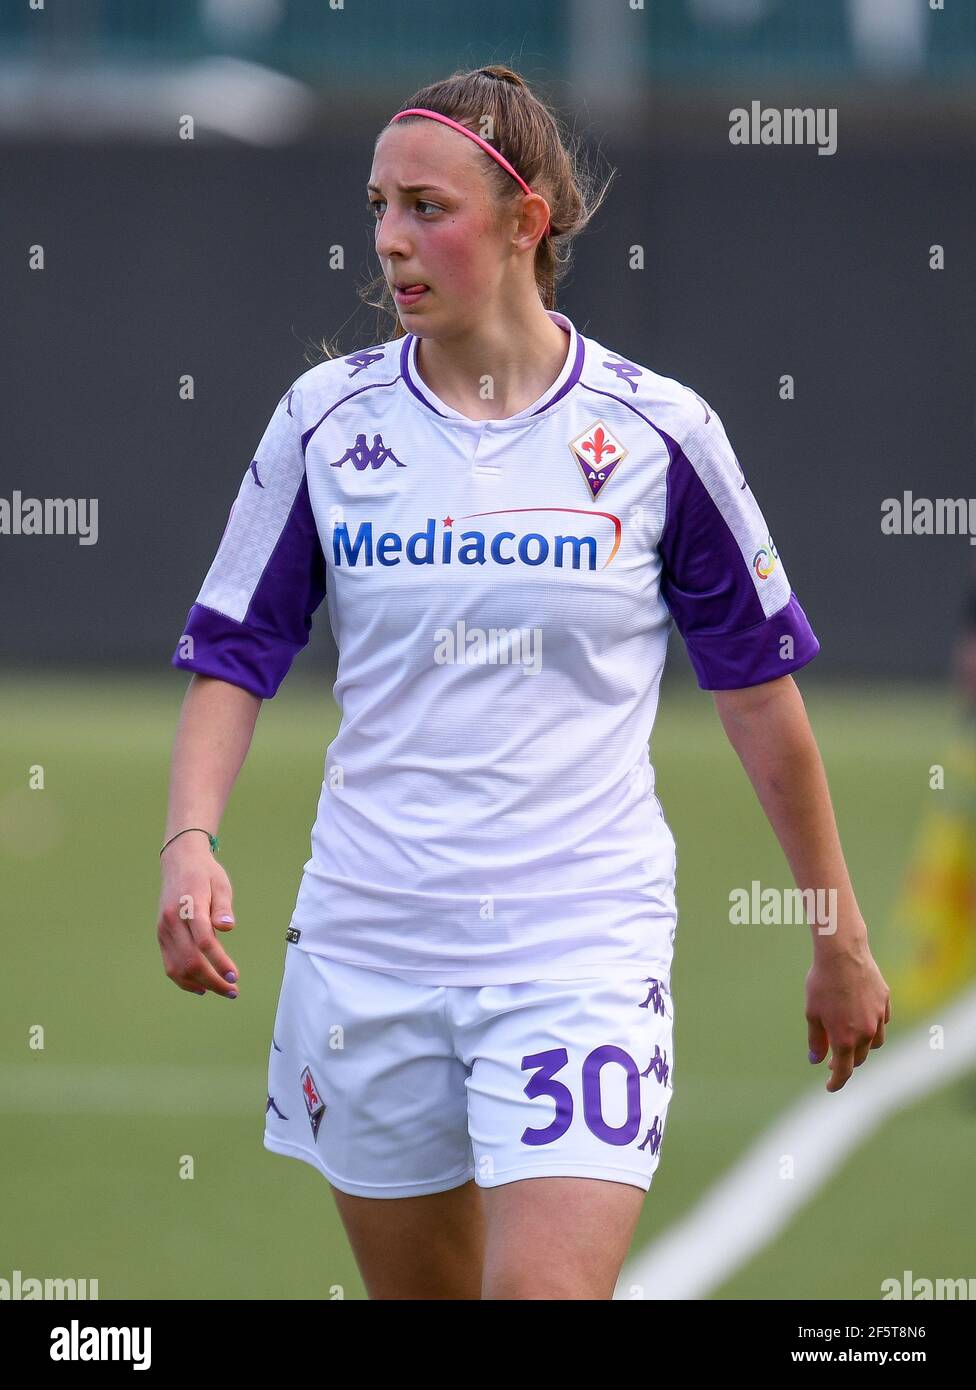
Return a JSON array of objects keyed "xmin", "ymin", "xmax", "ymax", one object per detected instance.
[
  {"xmin": 657, "ymin": 404, "xmax": 820, "ymax": 691},
  {"xmin": 170, "ymin": 384, "xmax": 327, "ymax": 699}
]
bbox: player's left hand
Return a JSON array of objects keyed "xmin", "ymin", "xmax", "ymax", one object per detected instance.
[{"xmin": 805, "ymin": 940, "xmax": 890, "ymax": 1093}]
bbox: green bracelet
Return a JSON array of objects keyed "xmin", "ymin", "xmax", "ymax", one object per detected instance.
[{"xmin": 159, "ymin": 827, "xmax": 219, "ymax": 857}]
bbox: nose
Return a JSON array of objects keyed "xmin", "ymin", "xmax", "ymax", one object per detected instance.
[{"xmin": 374, "ymin": 203, "xmax": 412, "ymax": 263}]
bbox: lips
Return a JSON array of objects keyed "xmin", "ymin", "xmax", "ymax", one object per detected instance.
[{"xmin": 394, "ymin": 283, "xmax": 429, "ymax": 307}]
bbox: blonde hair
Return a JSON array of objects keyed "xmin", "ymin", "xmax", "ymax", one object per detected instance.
[{"xmin": 310, "ymin": 63, "xmax": 615, "ymax": 363}]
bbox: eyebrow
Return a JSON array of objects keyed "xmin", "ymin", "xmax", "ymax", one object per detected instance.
[{"xmin": 366, "ymin": 181, "xmax": 450, "ymax": 195}]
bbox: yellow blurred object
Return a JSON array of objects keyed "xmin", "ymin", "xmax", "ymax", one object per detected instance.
[{"xmin": 886, "ymin": 723, "xmax": 976, "ymax": 1018}]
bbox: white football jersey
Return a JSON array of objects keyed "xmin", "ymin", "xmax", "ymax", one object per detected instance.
[{"xmin": 172, "ymin": 309, "xmax": 819, "ymax": 984}]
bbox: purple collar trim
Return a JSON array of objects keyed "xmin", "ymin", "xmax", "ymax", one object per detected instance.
[{"xmin": 398, "ymin": 309, "xmax": 584, "ymax": 425}]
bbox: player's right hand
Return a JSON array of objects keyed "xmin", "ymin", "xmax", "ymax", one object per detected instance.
[{"xmin": 156, "ymin": 842, "xmax": 240, "ymax": 998}]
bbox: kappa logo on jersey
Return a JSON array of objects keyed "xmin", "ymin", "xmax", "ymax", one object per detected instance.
[
  {"xmin": 343, "ymin": 349, "xmax": 387, "ymax": 377},
  {"xmin": 330, "ymin": 433, "xmax": 407, "ymax": 471},
  {"xmin": 300, "ymin": 1065, "xmax": 326, "ymax": 1141},
  {"xmin": 752, "ymin": 535, "xmax": 778, "ymax": 579},
  {"xmin": 569, "ymin": 421, "xmax": 629, "ymax": 501},
  {"xmin": 331, "ymin": 508, "xmax": 623, "ymax": 571},
  {"xmin": 249, "ymin": 460, "xmax": 264, "ymax": 488},
  {"xmin": 686, "ymin": 387, "xmax": 711, "ymax": 423},
  {"xmin": 602, "ymin": 354, "xmax": 644, "ymax": 393}
]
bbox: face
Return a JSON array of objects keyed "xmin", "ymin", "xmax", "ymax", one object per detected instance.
[{"xmin": 367, "ymin": 121, "xmax": 518, "ymax": 331}]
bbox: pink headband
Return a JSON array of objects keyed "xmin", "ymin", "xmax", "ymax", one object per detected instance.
[{"xmin": 388, "ymin": 107, "xmax": 551, "ymax": 236}]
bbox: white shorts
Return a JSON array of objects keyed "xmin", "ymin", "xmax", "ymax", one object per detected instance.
[{"xmin": 263, "ymin": 944, "xmax": 676, "ymax": 1199}]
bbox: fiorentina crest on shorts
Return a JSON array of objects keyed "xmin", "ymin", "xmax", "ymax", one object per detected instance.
[
  {"xmin": 568, "ymin": 421, "xmax": 628, "ymax": 500},
  {"xmin": 300, "ymin": 1064, "xmax": 326, "ymax": 1141}
]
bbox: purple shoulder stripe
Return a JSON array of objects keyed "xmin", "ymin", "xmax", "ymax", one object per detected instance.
[
  {"xmin": 171, "ymin": 473, "xmax": 327, "ymax": 699},
  {"xmin": 171, "ymin": 603, "xmax": 302, "ymax": 699},
  {"xmin": 579, "ymin": 384, "xmax": 820, "ymax": 690},
  {"xmin": 656, "ymin": 433, "xmax": 819, "ymax": 688},
  {"xmin": 679, "ymin": 592, "xmax": 820, "ymax": 690}
]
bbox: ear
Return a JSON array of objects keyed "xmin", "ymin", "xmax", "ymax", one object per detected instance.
[{"xmin": 514, "ymin": 191, "xmax": 551, "ymax": 248}]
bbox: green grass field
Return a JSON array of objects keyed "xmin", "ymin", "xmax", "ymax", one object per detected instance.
[{"xmin": 1, "ymin": 673, "xmax": 972, "ymax": 1299}]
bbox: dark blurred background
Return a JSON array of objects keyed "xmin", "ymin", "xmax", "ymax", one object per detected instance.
[{"xmin": 3, "ymin": 0, "xmax": 974, "ymax": 683}]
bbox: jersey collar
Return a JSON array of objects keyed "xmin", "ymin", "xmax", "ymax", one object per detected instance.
[{"xmin": 398, "ymin": 309, "xmax": 584, "ymax": 428}]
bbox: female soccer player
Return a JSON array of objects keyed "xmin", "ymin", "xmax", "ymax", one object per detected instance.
[{"xmin": 157, "ymin": 65, "xmax": 890, "ymax": 1300}]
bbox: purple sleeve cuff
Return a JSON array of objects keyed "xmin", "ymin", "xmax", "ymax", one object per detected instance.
[
  {"xmin": 683, "ymin": 592, "xmax": 821, "ymax": 690},
  {"xmin": 170, "ymin": 602, "xmax": 305, "ymax": 699}
]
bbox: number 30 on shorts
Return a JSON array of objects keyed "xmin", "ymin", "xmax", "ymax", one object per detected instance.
[{"xmin": 520, "ymin": 1043, "xmax": 669, "ymax": 1152}]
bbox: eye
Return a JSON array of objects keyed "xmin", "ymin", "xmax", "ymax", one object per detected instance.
[{"xmin": 366, "ymin": 198, "xmax": 440, "ymax": 220}]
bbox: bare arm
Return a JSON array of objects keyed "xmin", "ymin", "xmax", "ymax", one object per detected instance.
[
  {"xmin": 163, "ymin": 674, "xmax": 262, "ymax": 843},
  {"xmin": 712, "ymin": 674, "xmax": 890, "ymax": 1091},
  {"xmin": 157, "ymin": 675, "xmax": 263, "ymax": 999},
  {"xmin": 712, "ymin": 675, "xmax": 861, "ymax": 952}
]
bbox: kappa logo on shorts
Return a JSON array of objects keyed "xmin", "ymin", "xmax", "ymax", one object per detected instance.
[
  {"xmin": 638, "ymin": 978, "xmax": 669, "ymax": 1016},
  {"xmin": 637, "ymin": 1114, "xmax": 664, "ymax": 1157},
  {"xmin": 285, "ymin": 927, "xmax": 301, "ymax": 943},
  {"xmin": 569, "ymin": 421, "xmax": 628, "ymax": 501},
  {"xmin": 300, "ymin": 1065, "xmax": 326, "ymax": 1141},
  {"xmin": 640, "ymin": 1044, "xmax": 671, "ymax": 1088}
]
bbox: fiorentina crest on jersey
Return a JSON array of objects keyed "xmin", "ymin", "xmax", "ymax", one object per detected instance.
[
  {"xmin": 300, "ymin": 1064, "xmax": 326, "ymax": 1141},
  {"xmin": 569, "ymin": 421, "xmax": 628, "ymax": 500}
]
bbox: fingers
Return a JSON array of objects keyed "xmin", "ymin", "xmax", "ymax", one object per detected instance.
[
  {"xmin": 200, "ymin": 870, "xmax": 239, "ymax": 992},
  {"xmin": 209, "ymin": 876, "xmax": 236, "ymax": 934},
  {"xmin": 826, "ymin": 1019, "xmax": 886, "ymax": 1090},
  {"xmin": 806, "ymin": 967, "xmax": 891, "ymax": 1091},
  {"xmin": 157, "ymin": 875, "xmax": 239, "ymax": 998},
  {"xmin": 181, "ymin": 951, "xmax": 238, "ymax": 997},
  {"xmin": 158, "ymin": 912, "xmax": 239, "ymax": 997},
  {"xmin": 826, "ymin": 1043, "xmax": 855, "ymax": 1092},
  {"xmin": 807, "ymin": 1018, "xmax": 829, "ymax": 1064}
]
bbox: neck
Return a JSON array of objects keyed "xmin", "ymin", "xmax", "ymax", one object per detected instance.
[{"xmin": 414, "ymin": 303, "xmax": 568, "ymax": 420}]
